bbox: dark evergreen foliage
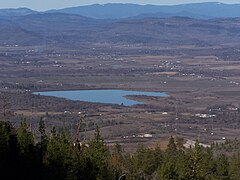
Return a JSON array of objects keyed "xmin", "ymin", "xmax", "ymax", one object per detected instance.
[{"xmin": 0, "ymin": 120, "xmax": 240, "ymax": 180}]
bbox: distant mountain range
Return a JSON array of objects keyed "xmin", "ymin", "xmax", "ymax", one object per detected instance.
[
  {"xmin": 0, "ymin": 2, "xmax": 240, "ymax": 48},
  {"xmin": 0, "ymin": 12, "xmax": 240, "ymax": 48},
  {"xmin": 47, "ymin": 2, "xmax": 232, "ymax": 19},
  {"xmin": 0, "ymin": 8, "xmax": 37, "ymax": 16},
  {"xmin": 1, "ymin": 2, "xmax": 240, "ymax": 19}
]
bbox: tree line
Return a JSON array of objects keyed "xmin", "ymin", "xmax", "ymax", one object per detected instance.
[{"xmin": 0, "ymin": 119, "xmax": 240, "ymax": 180}]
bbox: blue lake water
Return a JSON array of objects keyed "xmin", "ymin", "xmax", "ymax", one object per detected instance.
[{"xmin": 33, "ymin": 89, "xmax": 168, "ymax": 106}]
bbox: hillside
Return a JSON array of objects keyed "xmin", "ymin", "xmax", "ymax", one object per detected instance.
[
  {"xmin": 47, "ymin": 2, "xmax": 240, "ymax": 19},
  {"xmin": 1, "ymin": 3, "xmax": 240, "ymax": 19},
  {"xmin": 0, "ymin": 13, "xmax": 240, "ymax": 47},
  {"xmin": 0, "ymin": 8, "xmax": 37, "ymax": 16}
]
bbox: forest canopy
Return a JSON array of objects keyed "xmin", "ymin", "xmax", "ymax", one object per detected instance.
[{"xmin": 0, "ymin": 119, "xmax": 240, "ymax": 180}]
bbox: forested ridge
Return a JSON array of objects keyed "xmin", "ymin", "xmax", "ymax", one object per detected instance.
[{"xmin": 0, "ymin": 119, "xmax": 240, "ymax": 180}]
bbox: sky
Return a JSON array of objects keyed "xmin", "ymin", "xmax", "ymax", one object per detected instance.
[{"xmin": 1, "ymin": 0, "xmax": 240, "ymax": 11}]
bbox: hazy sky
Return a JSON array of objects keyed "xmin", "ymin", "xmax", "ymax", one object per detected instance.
[{"xmin": 1, "ymin": 0, "xmax": 240, "ymax": 11}]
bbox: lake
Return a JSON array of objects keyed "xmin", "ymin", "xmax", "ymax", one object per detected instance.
[{"xmin": 33, "ymin": 89, "xmax": 168, "ymax": 106}]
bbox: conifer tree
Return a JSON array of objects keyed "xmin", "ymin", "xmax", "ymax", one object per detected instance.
[
  {"xmin": 17, "ymin": 120, "xmax": 34, "ymax": 155},
  {"xmin": 45, "ymin": 130, "xmax": 78, "ymax": 180},
  {"xmin": 183, "ymin": 140, "xmax": 205, "ymax": 180},
  {"xmin": 166, "ymin": 136, "xmax": 177, "ymax": 155},
  {"xmin": 158, "ymin": 136, "xmax": 179, "ymax": 180},
  {"xmin": 39, "ymin": 117, "xmax": 48, "ymax": 150},
  {"xmin": 88, "ymin": 125, "xmax": 113, "ymax": 180},
  {"xmin": 229, "ymin": 152, "xmax": 240, "ymax": 179},
  {"xmin": 216, "ymin": 154, "xmax": 229, "ymax": 179}
]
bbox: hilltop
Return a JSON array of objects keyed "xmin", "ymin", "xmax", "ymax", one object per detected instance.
[{"xmin": 1, "ymin": 2, "xmax": 240, "ymax": 19}]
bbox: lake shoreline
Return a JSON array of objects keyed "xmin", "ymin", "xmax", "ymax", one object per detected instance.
[{"xmin": 33, "ymin": 89, "xmax": 168, "ymax": 106}]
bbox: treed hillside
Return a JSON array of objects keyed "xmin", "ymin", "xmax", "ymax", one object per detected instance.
[
  {"xmin": 0, "ymin": 13, "xmax": 240, "ymax": 48},
  {"xmin": 1, "ymin": 119, "xmax": 240, "ymax": 180},
  {"xmin": 2, "ymin": 3, "xmax": 240, "ymax": 19},
  {"xmin": 47, "ymin": 3, "xmax": 240, "ymax": 19}
]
